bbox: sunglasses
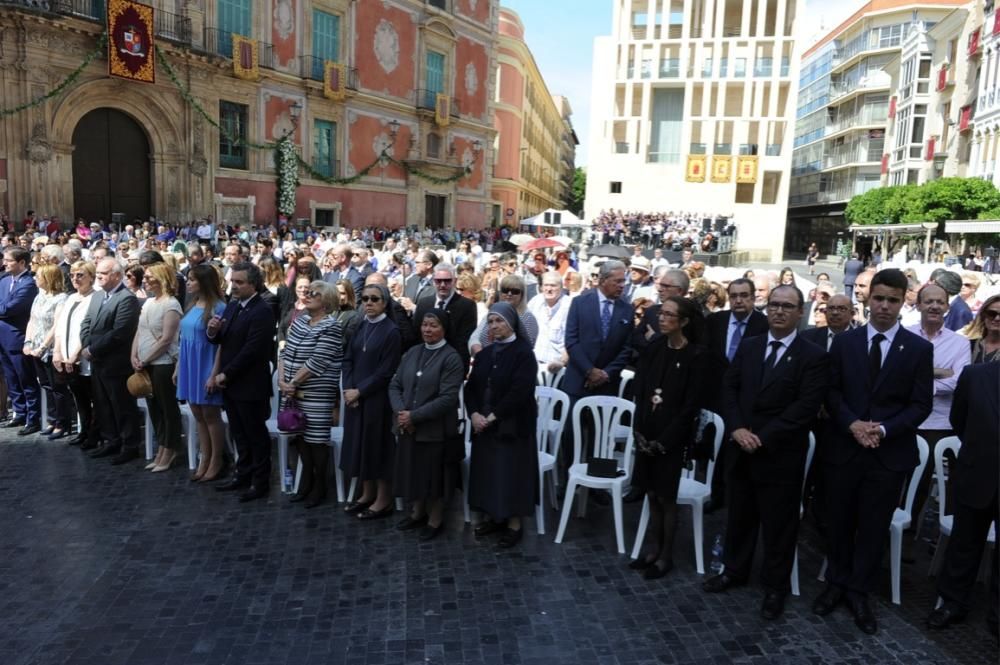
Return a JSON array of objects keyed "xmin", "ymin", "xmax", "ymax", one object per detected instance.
[
  {"xmin": 500, "ymin": 287, "xmax": 522, "ymax": 296},
  {"xmin": 360, "ymin": 295, "xmax": 382, "ymax": 303},
  {"xmin": 433, "ymin": 278, "xmax": 453, "ymax": 284},
  {"xmin": 306, "ymin": 290, "xmax": 322, "ymax": 298},
  {"xmin": 984, "ymin": 310, "xmax": 1000, "ymax": 320}
]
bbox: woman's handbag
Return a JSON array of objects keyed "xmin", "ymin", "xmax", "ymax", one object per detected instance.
[
  {"xmin": 277, "ymin": 397, "xmax": 307, "ymax": 432},
  {"xmin": 126, "ymin": 369, "xmax": 153, "ymax": 398}
]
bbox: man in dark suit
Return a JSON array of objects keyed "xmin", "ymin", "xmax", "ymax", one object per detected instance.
[
  {"xmin": 401, "ymin": 250, "xmax": 438, "ymax": 313},
  {"xmin": 702, "ymin": 278, "xmax": 769, "ymax": 508},
  {"xmin": 631, "ymin": 268, "xmax": 690, "ymax": 358},
  {"xmin": 843, "ymin": 253, "xmax": 864, "ymax": 301},
  {"xmin": 413, "ymin": 263, "xmax": 477, "ymax": 371},
  {"xmin": 926, "ymin": 362, "xmax": 999, "ymax": 635},
  {"xmin": 564, "ymin": 260, "xmax": 633, "ymax": 399},
  {"xmin": 703, "ymin": 285, "xmax": 829, "ymax": 620},
  {"xmin": 322, "ymin": 244, "xmax": 365, "ymax": 295},
  {"xmin": 209, "ymin": 262, "xmax": 276, "ymax": 502},
  {"xmin": 79, "ymin": 258, "xmax": 142, "ymax": 463},
  {"xmin": 801, "ymin": 294, "xmax": 853, "ymax": 351},
  {"xmin": 814, "ymin": 268, "xmax": 933, "ymax": 635},
  {"xmin": 0, "ymin": 247, "xmax": 41, "ymax": 434}
]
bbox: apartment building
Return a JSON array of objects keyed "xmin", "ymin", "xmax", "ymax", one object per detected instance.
[{"xmin": 584, "ymin": 0, "xmax": 801, "ymax": 261}]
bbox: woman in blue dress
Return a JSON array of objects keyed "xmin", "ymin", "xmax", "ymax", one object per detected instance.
[{"xmin": 174, "ymin": 264, "xmax": 227, "ymax": 481}]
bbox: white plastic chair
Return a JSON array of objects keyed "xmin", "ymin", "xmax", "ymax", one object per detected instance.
[
  {"xmin": 537, "ymin": 363, "xmax": 567, "ymax": 389},
  {"xmin": 554, "ymin": 396, "xmax": 636, "ymax": 554},
  {"xmin": 928, "ymin": 436, "xmax": 997, "ymax": 577},
  {"xmin": 630, "ymin": 410, "xmax": 724, "ymax": 573},
  {"xmin": 535, "ymin": 386, "xmax": 570, "ymax": 535},
  {"xmin": 816, "ymin": 435, "xmax": 932, "ymax": 605},
  {"xmin": 459, "ymin": 388, "xmax": 472, "ymax": 523},
  {"xmin": 790, "ymin": 433, "xmax": 817, "ymax": 597},
  {"xmin": 139, "ymin": 398, "xmax": 154, "ymax": 460},
  {"xmin": 616, "ymin": 369, "xmax": 635, "ymax": 400}
]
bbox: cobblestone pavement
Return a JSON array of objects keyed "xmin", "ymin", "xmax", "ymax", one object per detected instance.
[{"xmin": 0, "ymin": 432, "xmax": 994, "ymax": 665}]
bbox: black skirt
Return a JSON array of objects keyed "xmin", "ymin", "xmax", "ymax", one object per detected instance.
[
  {"xmin": 468, "ymin": 430, "xmax": 539, "ymax": 520},
  {"xmin": 393, "ymin": 432, "xmax": 448, "ymax": 500},
  {"xmin": 631, "ymin": 445, "xmax": 686, "ymax": 502}
]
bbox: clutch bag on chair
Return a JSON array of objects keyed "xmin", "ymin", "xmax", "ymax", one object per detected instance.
[{"xmin": 277, "ymin": 398, "xmax": 307, "ymax": 432}]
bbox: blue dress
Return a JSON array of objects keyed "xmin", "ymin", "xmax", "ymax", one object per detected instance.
[{"xmin": 177, "ymin": 303, "xmax": 226, "ymax": 406}]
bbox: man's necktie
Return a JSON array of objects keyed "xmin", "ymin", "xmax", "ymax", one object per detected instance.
[
  {"xmin": 437, "ymin": 299, "xmax": 445, "ymax": 310},
  {"xmin": 727, "ymin": 319, "xmax": 745, "ymax": 362},
  {"xmin": 869, "ymin": 333, "xmax": 885, "ymax": 385},
  {"xmin": 600, "ymin": 299, "xmax": 612, "ymax": 340},
  {"xmin": 763, "ymin": 340, "xmax": 782, "ymax": 371},
  {"xmin": 827, "ymin": 330, "xmax": 835, "ymax": 352}
]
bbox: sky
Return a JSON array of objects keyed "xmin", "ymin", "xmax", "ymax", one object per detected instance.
[{"xmin": 501, "ymin": 0, "xmax": 865, "ymax": 167}]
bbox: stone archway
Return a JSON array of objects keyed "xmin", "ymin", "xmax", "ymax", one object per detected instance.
[{"xmin": 71, "ymin": 108, "xmax": 150, "ymax": 223}]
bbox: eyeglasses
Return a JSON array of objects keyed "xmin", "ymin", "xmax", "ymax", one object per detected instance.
[
  {"xmin": 984, "ymin": 309, "xmax": 1000, "ymax": 320},
  {"xmin": 505, "ymin": 262, "xmax": 518, "ymax": 267},
  {"xmin": 360, "ymin": 295, "xmax": 382, "ymax": 303},
  {"xmin": 305, "ymin": 290, "xmax": 322, "ymax": 298},
  {"xmin": 766, "ymin": 302, "xmax": 799, "ymax": 312},
  {"xmin": 500, "ymin": 287, "xmax": 522, "ymax": 296},
  {"xmin": 826, "ymin": 305, "xmax": 850, "ymax": 313},
  {"xmin": 433, "ymin": 278, "xmax": 453, "ymax": 284}
]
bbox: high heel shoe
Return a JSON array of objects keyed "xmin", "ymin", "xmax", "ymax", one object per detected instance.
[
  {"xmin": 151, "ymin": 452, "xmax": 177, "ymax": 473},
  {"xmin": 198, "ymin": 464, "xmax": 227, "ymax": 483},
  {"xmin": 144, "ymin": 461, "xmax": 158, "ymax": 470}
]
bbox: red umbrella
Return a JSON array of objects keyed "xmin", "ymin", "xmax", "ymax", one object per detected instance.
[{"xmin": 520, "ymin": 237, "xmax": 566, "ymax": 252}]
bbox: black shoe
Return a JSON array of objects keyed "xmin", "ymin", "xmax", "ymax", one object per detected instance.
[
  {"xmin": 17, "ymin": 423, "xmax": 40, "ymax": 436},
  {"xmin": 397, "ymin": 515, "xmax": 429, "ymax": 531},
  {"xmin": 39, "ymin": 425, "xmax": 55, "ymax": 437},
  {"xmin": 642, "ymin": 560, "xmax": 673, "ymax": 580},
  {"xmin": 628, "ymin": 557, "xmax": 655, "ymax": 570},
  {"xmin": 3, "ymin": 417, "xmax": 26, "ymax": 429},
  {"xmin": 288, "ymin": 491, "xmax": 309, "ymax": 503},
  {"xmin": 66, "ymin": 433, "xmax": 87, "ymax": 446},
  {"xmin": 48, "ymin": 429, "xmax": 69, "ymax": 441},
  {"xmin": 238, "ymin": 486, "xmax": 269, "ymax": 503},
  {"xmin": 110, "ymin": 448, "xmax": 140, "ymax": 465},
  {"xmin": 761, "ymin": 592, "xmax": 786, "ymax": 620},
  {"xmin": 812, "ymin": 584, "xmax": 844, "ymax": 617},
  {"xmin": 215, "ymin": 477, "xmax": 251, "ymax": 492},
  {"xmin": 89, "ymin": 444, "xmax": 121, "ymax": 459},
  {"xmin": 357, "ymin": 504, "xmax": 394, "ymax": 520},
  {"xmin": 926, "ymin": 602, "xmax": 967, "ymax": 630},
  {"xmin": 79, "ymin": 439, "xmax": 99, "ymax": 451},
  {"xmin": 419, "ymin": 523, "xmax": 444, "ymax": 541},
  {"xmin": 702, "ymin": 572, "xmax": 745, "ymax": 593},
  {"xmin": 474, "ymin": 520, "xmax": 505, "ymax": 538},
  {"xmin": 623, "ymin": 488, "xmax": 644, "ymax": 503},
  {"xmin": 497, "ymin": 527, "xmax": 523, "ymax": 548},
  {"xmin": 847, "ymin": 596, "xmax": 878, "ymax": 635},
  {"xmin": 304, "ymin": 491, "xmax": 326, "ymax": 509},
  {"xmin": 343, "ymin": 499, "xmax": 373, "ymax": 514}
]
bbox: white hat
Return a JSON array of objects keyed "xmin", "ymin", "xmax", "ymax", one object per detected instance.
[{"xmin": 630, "ymin": 256, "xmax": 652, "ymax": 272}]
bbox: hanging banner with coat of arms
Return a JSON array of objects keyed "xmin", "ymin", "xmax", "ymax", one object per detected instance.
[
  {"xmin": 108, "ymin": 0, "xmax": 155, "ymax": 84},
  {"xmin": 324, "ymin": 62, "xmax": 347, "ymax": 101},
  {"xmin": 232, "ymin": 35, "xmax": 259, "ymax": 80},
  {"xmin": 685, "ymin": 155, "xmax": 706, "ymax": 182},
  {"xmin": 435, "ymin": 94, "xmax": 451, "ymax": 127},
  {"xmin": 711, "ymin": 156, "xmax": 732, "ymax": 183},
  {"xmin": 736, "ymin": 156, "xmax": 758, "ymax": 184}
]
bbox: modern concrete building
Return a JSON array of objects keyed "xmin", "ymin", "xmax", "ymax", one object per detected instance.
[
  {"xmin": 0, "ymin": 0, "xmax": 498, "ymax": 230},
  {"xmin": 787, "ymin": 0, "xmax": 967, "ymax": 255},
  {"xmin": 583, "ymin": 0, "xmax": 801, "ymax": 262},
  {"xmin": 490, "ymin": 8, "xmax": 577, "ymax": 226},
  {"xmin": 551, "ymin": 95, "xmax": 580, "ymax": 211}
]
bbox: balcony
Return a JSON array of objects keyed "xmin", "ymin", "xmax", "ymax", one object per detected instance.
[
  {"xmin": 155, "ymin": 10, "xmax": 192, "ymax": 45},
  {"xmin": 49, "ymin": 0, "xmax": 104, "ymax": 22},
  {"xmin": 415, "ymin": 89, "xmax": 460, "ymax": 118},
  {"xmin": 203, "ymin": 27, "xmax": 236, "ymax": 58},
  {"xmin": 827, "ymin": 106, "xmax": 889, "ymax": 135},
  {"xmin": 823, "ymin": 143, "xmax": 883, "ymax": 170}
]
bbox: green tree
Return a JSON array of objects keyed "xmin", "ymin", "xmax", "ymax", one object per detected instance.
[{"xmin": 569, "ymin": 167, "xmax": 586, "ymax": 215}]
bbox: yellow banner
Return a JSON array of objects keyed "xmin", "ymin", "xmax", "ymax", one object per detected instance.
[
  {"xmin": 711, "ymin": 156, "xmax": 732, "ymax": 183},
  {"xmin": 736, "ymin": 155, "xmax": 758, "ymax": 184},
  {"xmin": 435, "ymin": 94, "xmax": 451, "ymax": 127},
  {"xmin": 232, "ymin": 35, "xmax": 259, "ymax": 81},
  {"xmin": 324, "ymin": 62, "xmax": 347, "ymax": 101},
  {"xmin": 685, "ymin": 155, "xmax": 706, "ymax": 183}
]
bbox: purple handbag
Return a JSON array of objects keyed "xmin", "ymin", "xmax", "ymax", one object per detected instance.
[{"xmin": 277, "ymin": 397, "xmax": 307, "ymax": 433}]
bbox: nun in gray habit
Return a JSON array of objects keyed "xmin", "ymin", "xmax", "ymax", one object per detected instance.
[
  {"xmin": 465, "ymin": 302, "xmax": 539, "ymax": 548},
  {"xmin": 389, "ymin": 308, "xmax": 465, "ymax": 541}
]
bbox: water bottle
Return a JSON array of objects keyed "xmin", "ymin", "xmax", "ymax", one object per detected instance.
[
  {"xmin": 920, "ymin": 496, "xmax": 938, "ymax": 544},
  {"xmin": 284, "ymin": 467, "xmax": 294, "ymax": 490},
  {"xmin": 709, "ymin": 535, "xmax": 724, "ymax": 575}
]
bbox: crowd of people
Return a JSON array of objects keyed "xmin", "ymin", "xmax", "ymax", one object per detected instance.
[
  {"xmin": 0, "ymin": 214, "xmax": 995, "ymax": 642},
  {"xmin": 589, "ymin": 209, "xmax": 734, "ymax": 251}
]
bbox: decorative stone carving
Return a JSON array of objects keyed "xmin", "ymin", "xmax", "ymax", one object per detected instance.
[
  {"xmin": 190, "ymin": 154, "xmax": 208, "ymax": 177},
  {"xmin": 25, "ymin": 123, "xmax": 52, "ymax": 164},
  {"xmin": 461, "ymin": 146, "xmax": 474, "ymax": 168},
  {"xmin": 373, "ymin": 20, "xmax": 400, "ymax": 74},
  {"xmin": 465, "ymin": 62, "xmax": 478, "ymax": 96},
  {"xmin": 273, "ymin": 0, "xmax": 294, "ymax": 40},
  {"xmin": 372, "ymin": 132, "xmax": 392, "ymax": 160}
]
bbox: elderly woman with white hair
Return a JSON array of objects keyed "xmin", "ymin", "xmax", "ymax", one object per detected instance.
[
  {"xmin": 469, "ymin": 273, "xmax": 539, "ymax": 355},
  {"xmin": 277, "ymin": 280, "xmax": 344, "ymax": 508}
]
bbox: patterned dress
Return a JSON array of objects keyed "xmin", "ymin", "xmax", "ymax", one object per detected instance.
[{"xmin": 280, "ymin": 314, "xmax": 343, "ymax": 445}]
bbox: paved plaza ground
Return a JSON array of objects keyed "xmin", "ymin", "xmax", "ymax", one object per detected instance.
[{"xmin": 0, "ymin": 427, "xmax": 994, "ymax": 665}]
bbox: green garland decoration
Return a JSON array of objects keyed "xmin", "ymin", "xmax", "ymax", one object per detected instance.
[
  {"xmin": 0, "ymin": 32, "xmax": 108, "ymax": 118},
  {"xmin": 295, "ymin": 152, "xmax": 471, "ymax": 186},
  {"xmin": 275, "ymin": 137, "xmax": 299, "ymax": 216}
]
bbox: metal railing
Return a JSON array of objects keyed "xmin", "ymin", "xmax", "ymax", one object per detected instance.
[
  {"xmin": 203, "ymin": 27, "xmax": 235, "ymax": 58},
  {"xmin": 154, "ymin": 10, "xmax": 192, "ymax": 45},
  {"xmin": 415, "ymin": 89, "xmax": 460, "ymax": 117},
  {"xmin": 49, "ymin": 0, "xmax": 104, "ymax": 22}
]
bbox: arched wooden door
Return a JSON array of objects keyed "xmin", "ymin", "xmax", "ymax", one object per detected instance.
[{"xmin": 72, "ymin": 108, "xmax": 150, "ymax": 224}]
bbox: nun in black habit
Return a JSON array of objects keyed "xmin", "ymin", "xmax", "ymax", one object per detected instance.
[{"xmin": 465, "ymin": 301, "xmax": 539, "ymax": 548}]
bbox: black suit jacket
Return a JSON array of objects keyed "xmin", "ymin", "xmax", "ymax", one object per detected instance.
[
  {"xmin": 209, "ymin": 294, "xmax": 275, "ymax": 402},
  {"xmin": 703, "ymin": 310, "xmax": 768, "ymax": 410},
  {"xmin": 949, "ymin": 362, "xmax": 999, "ymax": 509},
  {"xmin": 413, "ymin": 292, "xmax": 477, "ymax": 371},
  {"xmin": 723, "ymin": 334, "xmax": 829, "ymax": 451},
  {"xmin": 825, "ymin": 326, "xmax": 934, "ymax": 472},
  {"xmin": 79, "ymin": 285, "xmax": 141, "ymax": 376}
]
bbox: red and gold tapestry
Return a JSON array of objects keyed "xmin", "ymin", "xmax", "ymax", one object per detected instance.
[
  {"xmin": 435, "ymin": 94, "xmax": 451, "ymax": 127},
  {"xmin": 324, "ymin": 62, "xmax": 347, "ymax": 101},
  {"xmin": 685, "ymin": 155, "xmax": 706, "ymax": 183},
  {"xmin": 711, "ymin": 156, "xmax": 732, "ymax": 183},
  {"xmin": 232, "ymin": 35, "xmax": 259, "ymax": 80},
  {"xmin": 108, "ymin": 0, "xmax": 155, "ymax": 84},
  {"xmin": 736, "ymin": 156, "xmax": 758, "ymax": 184}
]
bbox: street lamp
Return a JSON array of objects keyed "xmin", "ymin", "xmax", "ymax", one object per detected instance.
[{"xmin": 289, "ymin": 101, "xmax": 302, "ymax": 128}]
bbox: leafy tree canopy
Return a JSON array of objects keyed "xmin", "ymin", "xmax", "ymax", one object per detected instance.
[{"xmin": 845, "ymin": 178, "xmax": 1000, "ymax": 226}]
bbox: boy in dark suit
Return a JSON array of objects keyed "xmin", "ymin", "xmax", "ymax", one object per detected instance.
[
  {"xmin": 814, "ymin": 268, "xmax": 933, "ymax": 635},
  {"xmin": 0, "ymin": 247, "xmax": 40, "ymax": 434}
]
